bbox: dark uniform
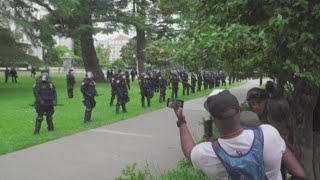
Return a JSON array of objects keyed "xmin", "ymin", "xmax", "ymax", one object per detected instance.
[
  {"xmin": 66, "ymin": 70, "xmax": 76, "ymax": 98},
  {"xmin": 110, "ymin": 76, "xmax": 117, "ymax": 106},
  {"xmin": 4, "ymin": 67, "xmax": 10, "ymax": 83},
  {"xmin": 215, "ymin": 72, "xmax": 220, "ymax": 87},
  {"xmin": 182, "ymin": 73, "xmax": 190, "ymax": 95},
  {"xmin": 221, "ymin": 72, "xmax": 226, "ymax": 86},
  {"xmin": 106, "ymin": 70, "xmax": 112, "ymax": 83},
  {"xmin": 130, "ymin": 69, "xmax": 136, "ymax": 82},
  {"xmin": 125, "ymin": 71, "xmax": 130, "ymax": 90},
  {"xmin": 159, "ymin": 76, "xmax": 167, "ymax": 103},
  {"xmin": 31, "ymin": 67, "xmax": 36, "ymax": 77},
  {"xmin": 170, "ymin": 74, "xmax": 179, "ymax": 98},
  {"xmin": 139, "ymin": 75, "xmax": 154, "ymax": 107},
  {"xmin": 191, "ymin": 73, "xmax": 197, "ymax": 93},
  {"xmin": 81, "ymin": 73, "xmax": 97, "ymax": 123},
  {"xmin": 153, "ymin": 71, "xmax": 160, "ymax": 93},
  {"xmin": 203, "ymin": 72, "xmax": 208, "ymax": 90},
  {"xmin": 33, "ymin": 75, "xmax": 57, "ymax": 134},
  {"xmin": 197, "ymin": 73, "xmax": 202, "ymax": 91},
  {"xmin": 115, "ymin": 75, "xmax": 129, "ymax": 113},
  {"xmin": 10, "ymin": 68, "xmax": 17, "ymax": 83}
]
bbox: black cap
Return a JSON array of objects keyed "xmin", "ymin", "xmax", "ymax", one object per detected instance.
[
  {"xmin": 204, "ymin": 90, "xmax": 240, "ymax": 119},
  {"xmin": 246, "ymin": 88, "xmax": 268, "ymax": 102}
]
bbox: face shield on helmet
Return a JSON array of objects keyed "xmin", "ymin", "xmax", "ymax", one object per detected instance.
[
  {"xmin": 86, "ymin": 72, "xmax": 93, "ymax": 79},
  {"xmin": 41, "ymin": 73, "xmax": 49, "ymax": 81}
]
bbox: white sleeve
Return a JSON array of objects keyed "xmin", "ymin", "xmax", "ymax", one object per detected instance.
[
  {"xmin": 260, "ymin": 124, "xmax": 286, "ymax": 154},
  {"xmin": 260, "ymin": 124, "xmax": 286, "ymax": 179},
  {"xmin": 190, "ymin": 145, "xmax": 202, "ymax": 169}
]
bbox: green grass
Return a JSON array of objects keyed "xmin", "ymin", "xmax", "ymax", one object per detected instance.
[
  {"xmin": 115, "ymin": 159, "xmax": 209, "ymax": 180},
  {"xmin": 160, "ymin": 159, "xmax": 209, "ymax": 180},
  {"xmin": 0, "ymin": 71, "xmax": 241, "ymax": 155}
]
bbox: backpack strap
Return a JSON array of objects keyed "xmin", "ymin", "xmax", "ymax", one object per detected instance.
[
  {"xmin": 212, "ymin": 128, "xmax": 266, "ymax": 179},
  {"xmin": 252, "ymin": 127, "xmax": 264, "ymax": 150},
  {"xmin": 212, "ymin": 140, "xmax": 232, "ymax": 172}
]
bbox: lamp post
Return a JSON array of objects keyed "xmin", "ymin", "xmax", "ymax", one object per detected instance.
[
  {"xmin": 62, "ymin": 53, "xmax": 73, "ymax": 73},
  {"xmin": 43, "ymin": 49, "xmax": 47, "ymax": 69},
  {"xmin": 133, "ymin": 54, "xmax": 138, "ymax": 75}
]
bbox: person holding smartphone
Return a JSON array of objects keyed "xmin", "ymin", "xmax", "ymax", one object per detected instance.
[{"xmin": 172, "ymin": 89, "xmax": 305, "ymax": 180}]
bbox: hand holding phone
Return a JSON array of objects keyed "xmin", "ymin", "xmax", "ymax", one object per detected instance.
[{"xmin": 167, "ymin": 98, "xmax": 184, "ymax": 109}]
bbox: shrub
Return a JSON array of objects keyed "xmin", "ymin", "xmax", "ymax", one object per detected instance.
[
  {"xmin": 160, "ymin": 159, "xmax": 209, "ymax": 180},
  {"xmin": 115, "ymin": 163, "xmax": 154, "ymax": 180}
]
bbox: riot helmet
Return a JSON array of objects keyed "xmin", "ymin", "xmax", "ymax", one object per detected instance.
[
  {"xmin": 69, "ymin": 69, "xmax": 74, "ymax": 75},
  {"xmin": 86, "ymin": 71, "xmax": 94, "ymax": 79},
  {"xmin": 41, "ymin": 72, "xmax": 49, "ymax": 82}
]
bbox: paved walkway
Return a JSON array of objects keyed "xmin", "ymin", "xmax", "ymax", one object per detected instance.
[{"xmin": 0, "ymin": 79, "xmax": 262, "ymax": 180}]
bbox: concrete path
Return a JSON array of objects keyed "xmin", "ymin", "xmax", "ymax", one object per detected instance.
[{"xmin": 0, "ymin": 79, "xmax": 262, "ymax": 180}]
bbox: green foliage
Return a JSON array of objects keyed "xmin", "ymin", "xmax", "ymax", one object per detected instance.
[
  {"xmin": 154, "ymin": 0, "xmax": 320, "ymax": 85},
  {"xmin": 45, "ymin": 45, "xmax": 80, "ymax": 66},
  {"xmin": 116, "ymin": 159, "xmax": 208, "ymax": 180},
  {"xmin": 112, "ymin": 58, "xmax": 128, "ymax": 69},
  {"xmin": 121, "ymin": 38, "xmax": 137, "ymax": 68},
  {"xmin": 115, "ymin": 163, "xmax": 154, "ymax": 180},
  {"xmin": 0, "ymin": 27, "xmax": 41, "ymax": 66},
  {"xmin": 96, "ymin": 45, "xmax": 111, "ymax": 68},
  {"xmin": 160, "ymin": 159, "xmax": 209, "ymax": 180}
]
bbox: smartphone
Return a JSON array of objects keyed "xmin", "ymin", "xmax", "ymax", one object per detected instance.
[{"xmin": 167, "ymin": 98, "xmax": 184, "ymax": 108}]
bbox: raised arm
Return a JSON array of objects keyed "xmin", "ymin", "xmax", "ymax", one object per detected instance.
[{"xmin": 174, "ymin": 108, "xmax": 196, "ymax": 161}]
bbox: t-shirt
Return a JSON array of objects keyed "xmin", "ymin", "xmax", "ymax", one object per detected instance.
[{"xmin": 191, "ymin": 124, "xmax": 286, "ymax": 180}]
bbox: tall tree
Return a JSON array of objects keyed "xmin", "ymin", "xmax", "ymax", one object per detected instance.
[
  {"xmin": 165, "ymin": 1, "xmax": 320, "ymax": 179},
  {"xmin": 32, "ymin": 0, "xmax": 129, "ymax": 82}
]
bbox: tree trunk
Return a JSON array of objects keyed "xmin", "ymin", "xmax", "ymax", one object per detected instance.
[
  {"xmin": 289, "ymin": 80, "xmax": 319, "ymax": 180},
  {"xmin": 80, "ymin": 27, "xmax": 105, "ymax": 82},
  {"xmin": 275, "ymin": 69, "xmax": 288, "ymax": 97},
  {"xmin": 136, "ymin": 28, "xmax": 146, "ymax": 75},
  {"xmin": 314, "ymin": 133, "xmax": 320, "ymax": 180}
]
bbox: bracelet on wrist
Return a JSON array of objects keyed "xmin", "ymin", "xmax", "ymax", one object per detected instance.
[{"xmin": 177, "ymin": 119, "xmax": 187, "ymax": 127}]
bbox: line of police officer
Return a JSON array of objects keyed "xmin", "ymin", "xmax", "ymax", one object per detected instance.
[{"xmin": 32, "ymin": 69, "xmax": 228, "ymax": 134}]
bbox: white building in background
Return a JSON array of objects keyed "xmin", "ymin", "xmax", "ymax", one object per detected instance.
[{"xmin": 95, "ymin": 34, "xmax": 130, "ymax": 62}]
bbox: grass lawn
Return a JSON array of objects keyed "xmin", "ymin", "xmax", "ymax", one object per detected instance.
[{"xmin": 0, "ymin": 71, "xmax": 241, "ymax": 155}]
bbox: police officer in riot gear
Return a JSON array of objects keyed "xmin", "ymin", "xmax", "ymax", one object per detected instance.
[
  {"xmin": 182, "ymin": 72, "xmax": 190, "ymax": 95},
  {"xmin": 110, "ymin": 75, "xmax": 117, "ymax": 106},
  {"xmin": 220, "ymin": 71, "xmax": 226, "ymax": 86},
  {"xmin": 125, "ymin": 70, "xmax": 130, "ymax": 90},
  {"xmin": 4, "ymin": 67, "xmax": 10, "ymax": 83},
  {"xmin": 203, "ymin": 72, "xmax": 209, "ymax": 90},
  {"xmin": 81, "ymin": 72, "xmax": 97, "ymax": 123},
  {"xmin": 197, "ymin": 72, "xmax": 203, "ymax": 91},
  {"xmin": 170, "ymin": 72, "xmax": 179, "ymax": 98},
  {"xmin": 33, "ymin": 72, "xmax": 57, "ymax": 134},
  {"xmin": 10, "ymin": 67, "xmax": 18, "ymax": 83},
  {"xmin": 66, "ymin": 69, "xmax": 75, "ymax": 98},
  {"xmin": 191, "ymin": 73, "xmax": 197, "ymax": 93},
  {"xmin": 159, "ymin": 75, "xmax": 167, "ymax": 103},
  {"xmin": 139, "ymin": 73, "xmax": 154, "ymax": 107},
  {"xmin": 31, "ymin": 67, "xmax": 36, "ymax": 77},
  {"xmin": 115, "ymin": 74, "xmax": 129, "ymax": 113}
]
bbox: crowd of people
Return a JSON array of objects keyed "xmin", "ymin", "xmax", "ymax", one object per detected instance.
[
  {"xmin": 4, "ymin": 67, "xmax": 310, "ymax": 179},
  {"xmin": 4, "ymin": 67, "xmax": 18, "ymax": 83},
  {"xmin": 171, "ymin": 81, "xmax": 309, "ymax": 179}
]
